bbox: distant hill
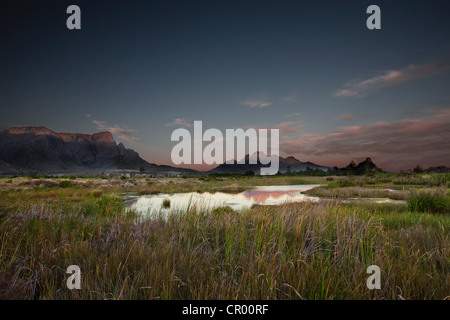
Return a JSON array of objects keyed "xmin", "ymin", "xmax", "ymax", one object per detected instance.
[
  {"xmin": 209, "ymin": 153, "xmax": 330, "ymax": 174},
  {"xmin": 0, "ymin": 126, "xmax": 197, "ymax": 176}
]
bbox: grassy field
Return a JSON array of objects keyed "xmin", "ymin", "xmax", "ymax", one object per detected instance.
[{"xmin": 0, "ymin": 174, "xmax": 448, "ymax": 299}]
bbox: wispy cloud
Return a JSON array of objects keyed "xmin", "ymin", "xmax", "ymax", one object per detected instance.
[
  {"xmin": 241, "ymin": 99, "xmax": 271, "ymax": 108},
  {"xmin": 286, "ymin": 112, "xmax": 301, "ymax": 117},
  {"xmin": 166, "ymin": 118, "xmax": 192, "ymax": 128},
  {"xmin": 336, "ymin": 112, "xmax": 358, "ymax": 120},
  {"xmin": 334, "ymin": 61, "xmax": 450, "ymax": 98},
  {"xmin": 280, "ymin": 109, "xmax": 450, "ymax": 171},
  {"xmin": 118, "ymin": 135, "xmax": 143, "ymax": 142},
  {"xmin": 276, "ymin": 121, "xmax": 303, "ymax": 134},
  {"xmin": 282, "ymin": 94, "xmax": 298, "ymax": 103},
  {"xmin": 92, "ymin": 120, "xmax": 143, "ymax": 142},
  {"xmin": 93, "ymin": 120, "xmax": 134, "ymax": 134}
]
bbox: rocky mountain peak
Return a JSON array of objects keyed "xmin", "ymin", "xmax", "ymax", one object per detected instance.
[
  {"xmin": 4, "ymin": 126, "xmax": 55, "ymax": 135},
  {"xmin": 0, "ymin": 126, "xmax": 196, "ymax": 176},
  {"xmin": 283, "ymin": 156, "xmax": 301, "ymax": 164},
  {"xmin": 2, "ymin": 126, "xmax": 116, "ymax": 144}
]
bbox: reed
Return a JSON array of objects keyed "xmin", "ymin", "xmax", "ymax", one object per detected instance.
[{"xmin": 0, "ymin": 185, "xmax": 448, "ymax": 300}]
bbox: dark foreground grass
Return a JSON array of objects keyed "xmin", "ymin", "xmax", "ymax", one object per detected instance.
[
  {"xmin": 407, "ymin": 189, "xmax": 450, "ymax": 214},
  {"xmin": 0, "ymin": 187, "xmax": 448, "ymax": 300}
]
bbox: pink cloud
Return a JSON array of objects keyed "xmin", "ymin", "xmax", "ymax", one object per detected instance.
[
  {"xmin": 92, "ymin": 120, "xmax": 143, "ymax": 142},
  {"xmin": 166, "ymin": 118, "xmax": 192, "ymax": 128},
  {"xmin": 92, "ymin": 120, "xmax": 134, "ymax": 134},
  {"xmin": 336, "ymin": 112, "xmax": 358, "ymax": 120},
  {"xmin": 241, "ymin": 99, "xmax": 271, "ymax": 108},
  {"xmin": 334, "ymin": 61, "xmax": 450, "ymax": 98},
  {"xmin": 118, "ymin": 135, "xmax": 144, "ymax": 142},
  {"xmin": 280, "ymin": 109, "xmax": 450, "ymax": 171},
  {"xmin": 276, "ymin": 121, "xmax": 303, "ymax": 134}
]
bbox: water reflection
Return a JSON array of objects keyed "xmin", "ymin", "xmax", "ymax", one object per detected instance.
[{"xmin": 131, "ymin": 185, "xmax": 321, "ymax": 217}]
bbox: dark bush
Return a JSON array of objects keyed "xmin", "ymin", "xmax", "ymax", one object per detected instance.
[{"xmin": 57, "ymin": 180, "xmax": 73, "ymax": 188}]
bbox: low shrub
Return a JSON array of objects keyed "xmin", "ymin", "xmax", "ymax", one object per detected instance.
[
  {"xmin": 407, "ymin": 189, "xmax": 450, "ymax": 214},
  {"xmin": 122, "ymin": 182, "xmax": 135, "ymax": 188},
  {"xmin": 326, "ymin": 180, "xmax": 357, "ymax": 188},
  {"xmin": 211, "ymin": 206, "xmax": 235, "ymax": 215},
  {"xmin": 57, "ymin": 180, "xmax": 73, "ymax": 188},
  {"xmin": 162, "ymin": 198, "xmax": 171, "ymax": 208},
  {"xmin": 91, "ymin": 190, "xmax": 103, "ymax": 198},
  {"xmin": 138, "ymin": 188, "xmax": 159, "ymax": 195}
]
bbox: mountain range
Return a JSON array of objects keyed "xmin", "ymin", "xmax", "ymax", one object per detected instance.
[
  {"xmin": 0, "ymin": 127, "xmax": 196, "ymax": 176},
  {"xmin": 208, "ymin": 153, "xmax": 329, "ymax": 174},
  {"xmin": 0, "ymin": 126, "xmax": 329, "ymax": 175}
]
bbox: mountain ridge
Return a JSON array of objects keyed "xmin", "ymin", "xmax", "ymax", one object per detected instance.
[
  {"xmin": 0, "ymin": 126, "xmax": 196, "ymax": 176},
  {"xmin": 2, "ymin": 126, "xmax": 116, "ymax": 143},
  {"xmin": 0, "ymin": 126, "xmax": 330, "ymax": 176},
  {"xmin": 209, "ymin": 152, "xmax": 329, "ymax": 174}
]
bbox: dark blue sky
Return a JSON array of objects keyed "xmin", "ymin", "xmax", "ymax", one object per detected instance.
[{"xmin": 1, "ymin": 0, "xmax": 450, "ymax": 171}]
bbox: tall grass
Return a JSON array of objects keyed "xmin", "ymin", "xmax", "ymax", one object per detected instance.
[
  {"xmin": 0, "ymin": 188, "xmax": 448, "ymax": 300},
  {"xmin": 1, "ymin": 175, "xmax": 326, "ymax": 195},
  {"xmin": 305, "ymin": 186, "xmax": 409, "ymax": 200},
  {"xmin": 407, "ymin": 189, "xmax": 450, "ymax": 214},
  {"xmin": 326, "ymin": 173, "xmax": 450, "ymax": 188}
]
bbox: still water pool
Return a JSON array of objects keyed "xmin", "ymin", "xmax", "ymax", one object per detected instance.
[{"xmin": 130, "ymin": 184, "xmax": 321, "ymax": 217}]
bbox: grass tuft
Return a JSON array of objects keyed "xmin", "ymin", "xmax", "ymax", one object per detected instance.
[
  {"xmin": 162, "ymin": 198, "xmax": 171, "ymax": 208},
  {"xmin": 407, "ymin": 189, "xmax": 450, "ymax": 214}
]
